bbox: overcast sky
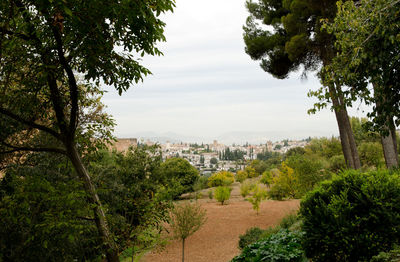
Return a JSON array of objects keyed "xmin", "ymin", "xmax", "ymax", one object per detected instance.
[{"xmin": 102, "ymin": 0, "xmax": 367, "ymax": 144}]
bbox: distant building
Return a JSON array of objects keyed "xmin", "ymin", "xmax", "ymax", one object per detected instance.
[{"xmin": 110, "ymin": 138, "xmax": 138, "ymax": 152}]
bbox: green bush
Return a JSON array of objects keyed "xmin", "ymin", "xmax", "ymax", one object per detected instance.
[
  {"xmin": 235, "ymin": 170, "xmax": 248, "ymax": 183},
  {"xmin": 260, "ymin": 170, "xmax": 273, "ymax": 185},
  {"xmin": 240, "ymin": 180, "xmax": 255, "ymax": 197},
  {"xmin": 208, "ymin": 171, "xmax": 235, "ymax": 187},
  {"xmin": 371, "ymin": 245, "xmax": 400, "ymax": 262},
  {"xmin": 247, "ymin": 183, "xmax": 267, "ymax": 214},
  {"xmin": 232, "ymin": 229, "xmax": 306, "ymax": 262},
  {"xmin": 238, "ymin": 227, "xmax": 265, "ymax": 250},
  {"xmin": 208, "ymin": 190, "xmax": 213, "ymax": 199},
  {"xmin": 300, "ymin": 169, "xmax": 400, "ymax": 262},
  {"xmin": 238, "ymin": 226, "xmax": 281, "ymax": 250},
  {"xmin": 268, "ymin": 162, "xmax": 296, "ymax": 200},
  {"xmin": 214, "ymin": 186, "xmax": 231, "ymax": 205},
  {"xmin": 279, "ymin": 212, "xmax": 299, "ymax": 229}
]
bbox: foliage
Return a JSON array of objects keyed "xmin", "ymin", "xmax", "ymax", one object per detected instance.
[
  {"xmin": 260, "ymin": 170, "xmax": 273, "ymax": 185},
  {"xmin": 322, "ymin": 0, "xmax": 400, "ymax": 133},
  {"xmin": 247, "ymin": 183, "xmax": 268, "ymax": 214},
  {"xmin": 236, "ymin": 170, "xmax": 248, "ymax": 183},
  {"xmin": 208, "ymin": 190, "xmax": 213, "ymax": 200},
  {"xmin": 214, "ymin": 186, "xmax": 231, "ymax": 205},
  {"xmin": 249, "ymin": 160, "xmax": 269, "ymax": 176},
  {"xmin": 358, "ymin": 142, "xmax": 385, "ymax": 169},
  {"xmin": 240, "ymin": 180, "xmax": 255, "ymax": 198},
  {"xmin": 285, "ymin": 155, "xmax": 329, "ymax": 197},
  {"xmin": 371, "ymin": 245, "xmax": 400, "ymax": 262},
  {"xmin": 268, "ymin": 162, "xmax": 297, "ymax": 200},
  {"xmin": 210, "ymin": 157, "xmax": 218, "ymax": 165},
  {"xmin": 244, "ymin": 166, "xmax": 257, "ymax": 178},
  {"xmin": 279, "ymin": 213, "xmax": 299, "ymax": 230},
  {"xmin": 193, "ymin": 174, "xmax": 211, "ymax": 191},
  {"xmin": 300, "ymin": 169, "xmax": 400, "ymax": 261},
  {"xmin": 0, "ymin": 154, "xmax": 100, "ymax": 261},
  {"xmin": 238, "ymin": 226, "xmax": 282, "ymax": 250},
  {"xmin": 158, "ymin": 157, "xmax": 200, "ymax": 198},
  {"xmin": 169, "ymin": 201, "xmax": 207, "ymax": 262},
  {"xmin": 88, "ymin": 145, "xmax": 172, "ymax": 255},
  {"xmin": 0, "ymin": 0, "xmax": 175, "ymax": 259},
  {"xmin": 238, "ymin": 227, "xmax": 265, "ymax": 250},
  {"xmin": 232, "ymin": 229, "xmax": 306, "ymax": 262},
  {"xmin": 328, "ymin": 155, "xmax": 346, "ymax": 173},
  {"xmin": 220, "ymin": 148, "xmax": 246, "ymax": 161},
  {"xmin": 207, "ymin": 171, "xmax": 235, "ymax": 187},
  {"xmin": 169, "ymin": 202, "xmax": 207, "ymax": 241}
]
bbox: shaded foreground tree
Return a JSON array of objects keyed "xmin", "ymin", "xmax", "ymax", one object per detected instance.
[
  {"xmin": 321, "ymin": 0, "xmax": 400, "ymax": 168},
  {"xmin": 243, "ymin": 0, "xmax": 360, "ymax": 169},
  {"xmin": 0, "ymin": 1, "xmax": 174, "ymax": 261}
]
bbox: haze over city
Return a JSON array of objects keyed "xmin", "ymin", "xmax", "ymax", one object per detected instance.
[{"xmin": 102, "ymin": 0, "xmax": 368, "ymax": 143}]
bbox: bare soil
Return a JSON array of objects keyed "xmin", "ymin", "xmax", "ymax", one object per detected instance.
[{"xmin": 142, "ymin": 191, "xmax": 300, "ymax": 262}]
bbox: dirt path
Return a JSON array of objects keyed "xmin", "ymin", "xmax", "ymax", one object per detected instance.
[{"xmin": 142, "ymin": 198, "xmax": 300, "ymax": 262}]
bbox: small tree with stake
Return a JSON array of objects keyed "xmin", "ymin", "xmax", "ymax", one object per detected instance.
[{"xmin": 169, "ymin": 202, "xmax": 207, "ymax": 262}]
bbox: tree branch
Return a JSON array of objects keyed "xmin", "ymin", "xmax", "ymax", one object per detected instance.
[
  {"xmin": 0, "ymin": 107, "xmax": 61, "ymax": 139},
  {"xmin": 0, "ymin": 26, "xmax": 34, "ymax": 41},
  {"xmin": 0, "ymin": 143, "xmax": 67, "ymax": 155},
  {"xmin": 52, "ymin": 26, "xmax": 79, "ymax": 139}
]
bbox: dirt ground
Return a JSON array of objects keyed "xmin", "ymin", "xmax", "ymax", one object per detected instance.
[{"xmin": 142, "ymin": 192, "xmax": 300, "ymax": 262}]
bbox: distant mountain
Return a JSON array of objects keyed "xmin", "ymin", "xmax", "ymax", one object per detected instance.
[{"xmin": 121, "ymin": 130, "xmax": 305, "ymax": 145}]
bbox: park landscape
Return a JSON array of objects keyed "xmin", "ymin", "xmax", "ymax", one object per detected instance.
[{"xmin": 1, "ymin": 0, "xmax": 400, "ymax": 261}]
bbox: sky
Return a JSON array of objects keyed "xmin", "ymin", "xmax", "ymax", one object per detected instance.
[{"xmin": 102, "ymin": 0, "xmax": 368, "ymax": 144}]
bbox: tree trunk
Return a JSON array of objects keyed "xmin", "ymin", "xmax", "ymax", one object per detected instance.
[
  {"xmin": 381, "ymin": 129, "xmax": 398, "ymax": 169},
  {"xmin": 372, "ymin": 83, "xmax": 399, "ymax": 169},
  {"xmin": 182, "ymin": 238, "xmax": 185, "ymax": 262},
  {"xmin": 328, "ymin": 84, "xmax": 360, "ymax": 169},
  {"xmin": 67, "ymin": 144, "xmax": 119, "ymax": 262}
]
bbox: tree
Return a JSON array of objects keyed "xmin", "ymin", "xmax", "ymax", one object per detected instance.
[
  {"xmin": 158, "ymin": 158, "xmax": 200, "ymax": 198},
  {"xmin": 210, "ymin": 157, "xmax": 218, "ymax": 165},
  {"xmin": 247, "ymin": 183, "xmax": 268, "ymax": 214},
  {"xmin": 169, "ymin": 202, "xmax": 207, "ymax": 262},
  {"xmin": 214, "ymin": 186, "xmax": 232, "ymax": 205},
  {"xmin": 0, "ymin": 1, "xmax": 174, "ymax": 260},
  {"xmin": 322, "ymin": 0, "xmax": 400, "ymax": 168},
  {"xmin": 243, "ymin": 0, "xmax": 361, "ymax": 169}
]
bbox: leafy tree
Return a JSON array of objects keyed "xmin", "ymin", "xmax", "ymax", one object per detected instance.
[
  {"xmin": 169, "ymin": 202, "xmax": 207, "ymax": 262},
  {"xmin": 0, "ymin": 1, "xmax": 174, "ymax": 260},
  {"xmin": 89, "ymin": 145, "xmax": 171, "ymax": 256},
  {"xmin": 268, "ymin": 162, "xmax": 297, "ymax": 200},
  {"xmin": 236, "ymin": 170, "xmax": 248, "ymax": 183},
  {"xmin": 214, "ymin": 186, "xmax": 232, "ymax": 205},
  {"xmin": 158, "ymin": 158, "xmax": 200, "ymax": 199},
  {"xmin": 322, "ymin": 0, "xmax": 400, "ymax": 168},
  {"xmin": 247, "ymin": 183, "xmax": 268, "ymax": 214},
  {"xmin": 243, "ymin": 0, "xmax": 361, "ymax": 169},
  {"xmin": 210, "ymin": 157, "xmax": 218, "ymax": 165},
  {"xmin": 207, "ymin": 171, "xmax": 235, "ymax": 187}
]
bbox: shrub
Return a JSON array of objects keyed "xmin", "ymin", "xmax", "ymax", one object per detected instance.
[
  {"xmin": 260, "ymin": 170, "xmax": 273, "ymax": 185},
  {"xmin": 208, "ymin": 190, "xmax": 213, "ymax": 200},
  {"xmin": 279, "ymin": 212, "xmax": 299, "ymax": 229},
  {"xmin": 371, "ymin": 245, "xmax": 400, "ymax": 262},
  {"xmin": 247, "ymin": 183, "xmax": 268, "ymax": 214},
  {"xmin": 193, "ymin": 174, "xmax": 211, "ymax": 191},
  {"xmin": 268, "ymin": 162, "xmax": 296, "ymax": 200},
  {"xmin": 235, "ymin": 170, "xmax": 248, "ymax": 183},
  {"xmin": 301, "ymin": 169, "xmax": 400, "ymax": 262},
  {"xmin": 238, "ymin": 227, "xmax": 265, "ymax": 250},
  {"xmin": 214, "ymin": 186, "xmax": 231, "ymax": 205},
  {"xmin": 240, "ymin": 180, "xmax": 255, "ymax": 197},
  {"xmin": 207, "ymin": 171, "xmax": 235, "ymax": 187},
  {"xmin": 232, "ymin": 229, "xmax": 306, "ymax": 262},
  {"xmin": 328, "ymin": 155, "xmax": 346, "ymax": 173},
  {"xmin": 244, "ymin": 166, "xmax": 257, "ymax": 178}
]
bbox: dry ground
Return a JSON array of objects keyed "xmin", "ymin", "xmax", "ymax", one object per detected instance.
[{"xmin": 142, "ymin": 192, "xmax": 300, "ymax": 262}]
